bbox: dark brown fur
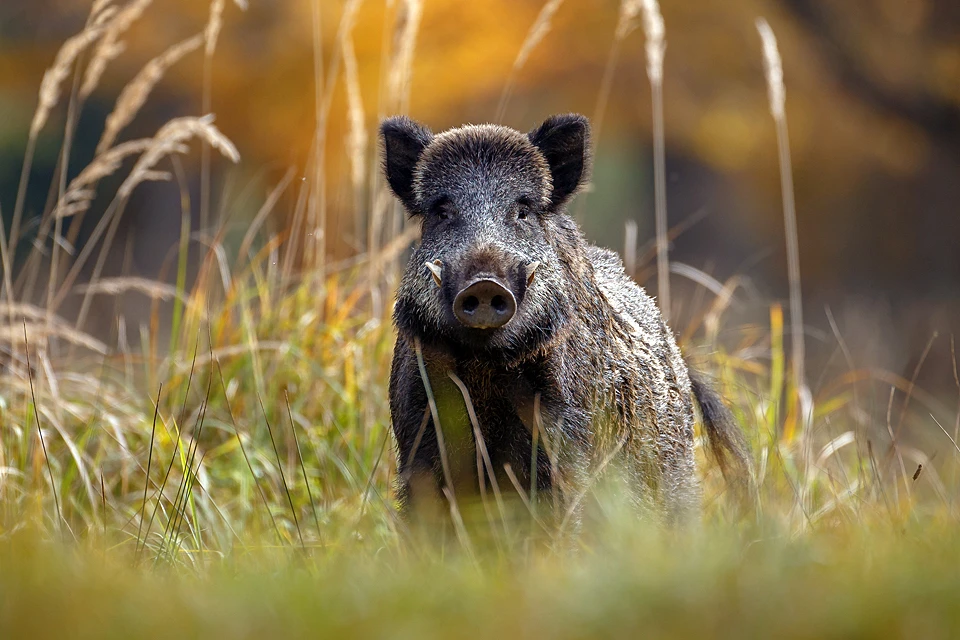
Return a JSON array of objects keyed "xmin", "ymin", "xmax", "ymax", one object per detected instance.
[{"xmin": 381, "ymin": 114, "xmax": 750, "ymax": 528}]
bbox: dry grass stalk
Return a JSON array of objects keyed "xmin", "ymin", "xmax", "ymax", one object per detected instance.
[
  {"xmin": 515, "ymin": 0, "xmax": 565, "ymax": 74},
  {"xmin": 236, "ymin": 169, "xmax": 296, "ymax": 270},
  {"xmin": 205, "ymin": 0, "xmax": 249, "ymax": 57},
  {"xmin": 68, "ymin": 116, "xmax": 238, "ymax": 329},
  {"xmin": 90, "ymin": 0, "xmax": 116, "ymax": 19},
  {"xmin": 0, "ymin": 322, "xmax": 108, "ymax": 354},
  {"xmin": 624, "ymin": 220, "xmax": 638, "ymax": 276},
  {"xmin": 756, "ymin": 18, "xmax": 804, "ymax": 392},
  {"xmin": 588, "ymin": 0, "xmax": 643, "ymax": 191},
  {"xmin": 28, "ymin": 138, "xmax": 156, "ymax": 319},
  {"xmin": 81, "ymin": 0, "xmax": 154, "ymax": 100},
  {"xmin": 496, "ymin": 0, "xmax": 566, "ymax": 121},
  {"xmin": 343, "ymin": 37, "xmax": 367, "ymax": 185},
  {"xmin": 387, "ymin": 0, "xmax": 424, "ymax": 113},
  {"xmin": 53, "ymin": 139, "xmax": 152, "ymax": 219},
  {"xmin": 757, "ymin": 18, "xmax": 812, "ymax": 518},
  {"xmin": 206, "ymin": 0, "xmax": 227, "ymax": 57},
  {"xmin": 303, "ymin": 0, "xmax": 361, "ymax": 271},
  {"xmin": 11, "ymin": 6, "xmax": 117, "ymax": 252},
  {"xmin": 97, "ymin": 34, "xmax": 205, "ymax": 154},
  {"xmin": 616, "ymin": 0, "xmax": 642, "ymax": 39},
  {"xmin": 368, "ymin": 0, "xmax": 424, "ymax": 299},
  {"xmin": 640, "ymin": 0, "xmax": 670, "ymax": 320},
  {"xmin": 200, "ymin": 0, "xmax": 247, "ymax": 238},
  {"xmin": 640, "ymin": 0, "xmax": 665, "ymax": 84},
  {"xmin": 579, "ymin": 0, "xmax": 648, "ymax": 191},
  {"xmin": 0, "ymin": 302, "xmax": 54, "ymax": 322},
  {"xmin": 0, "ymin": 202, "xmax": 13, "ymax": 318},
  {"xmin": 343, "ymin": 35, "xmax": 368, "ymax": 222},
  {"xmin": 279, "ymin": 1, "xmax": 322, "ymax": 279},
  {"xmin": 119, "ymin": 115, "xmax": 239, "ymax": 200},
  {"xmin": 31, "ymin": 7, "xmax": 117, "ymax": 137},
  {"xmin": 757, "ymin": 19, "xmax": 785, "ymax": 120}
]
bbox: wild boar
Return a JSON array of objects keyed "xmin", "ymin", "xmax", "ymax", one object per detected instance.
[{"xmin": 381, "ymin": 113, "xmax": 749, "ymax": 528}]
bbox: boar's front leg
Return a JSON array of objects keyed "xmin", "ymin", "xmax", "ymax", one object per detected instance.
[
  {"xmin": 508, "ymin": 393, "xmax": 592, "ymax": 534},
  {"xmin": 389, "ymin": 337, "xmax": 445, "ymax": 519}
]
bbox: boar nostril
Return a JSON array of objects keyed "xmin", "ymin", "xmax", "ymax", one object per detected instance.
[{"xmin": 453, "ymin": 279, "xmax": 517, "ymax": 329}]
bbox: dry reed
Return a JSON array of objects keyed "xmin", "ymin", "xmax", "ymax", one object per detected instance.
[
  {"xmin": 65, "ymin": 116, "xmax": 238, "ymax": 329},
  {"xmin": 54, "ymin": 139, "xmax": 153, "ymax": 219},
  {"xmin": 0, "ymin": 202, "xmax": 13, "ymax": 322},
  {"xmin": 81, "ymin": 0, "xmax": 154, "ymax": 100},
  {"xmin": 367, "ymin": 0, "xmax": 424, "ymax": 315},
  {"xmin": 757, "ymin": 18, "xmax": 814, "ymax": 525},
  {"xmin": 205, "ymin": 0, "xmax": 226, "ymax": 57},
  {"xmin": 756, "ymin": 19, "xmax": 805, "ymax": 394},
  {"xmin": 386, "ymin": 0, "xmax": 424, "ymax": 114},
  {"xmin": 343, "ymin": 35, "xmax": 368, "ymax": 220},
  {"xmin": 641, "ymin": 0, "xmax": 665, "ymax": 84},
  {"xmin": 624, "ymin": 220, "xmax": 638, "ymax": 276},
  {"xmin": 97, "ymin": 35, "xmax": 205, "ymax": 154},
  {"xmin": 200, "ymin": 0, "xmax": 246, "ymax": 234},
  {"xmin": 0, "ymin": 322, "xmax": 107, "ymax": 354},
  {"xmin": 304, "ymin": 0, "xmax": 361, "ymax": 272},
  {"xmin": 10, "ymin": 6, "xmax": 117, "ymax": 255},
  {"xmin": 31, "ymin": 8, "xmax": 116, "ymax": 137},
  {"xmin": 90, "ymin": 0, "xmax": 115, "ymax": 19},
  {"xmin": 641, "ymin": 0, "xmax": 670, "ymax": 321},
  {"xmin": 496, "ymin": 0, "xmax": 566, "ymax": 122},
  {"xmin": 119, "ymin": 115, "xmax": 239, "ymax": 200},
  {"xmin": 205, "ymin": 0, "xmax": 249, "ymax": 57},
  {"xmin": 73, "ymin": 277, "xmax": 183, "ymax": 301},
  {"xmin": 588, "ymin": 0, "xmax": 642, "ymax": 151}
]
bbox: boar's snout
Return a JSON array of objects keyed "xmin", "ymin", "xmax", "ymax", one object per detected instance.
[{"xmin": 453, "ymin": 278, "xmax": 517, "ymax": 329}]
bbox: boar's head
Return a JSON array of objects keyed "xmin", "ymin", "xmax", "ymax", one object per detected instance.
[{"xmin": 381, "ymin": 114, "xmax": 590, "ymax": 356}]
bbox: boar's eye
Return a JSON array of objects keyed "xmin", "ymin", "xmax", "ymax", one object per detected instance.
[
  {"xmin": 429, "ymin": 196, "xmax": 453, "ymax": 221},
  {"xmin": 516, "ymin": 197, "xmax": 534, "ymax": 221}
]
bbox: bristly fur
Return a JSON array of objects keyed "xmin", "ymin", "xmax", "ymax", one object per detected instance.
[
  {"xmin": 380, "ymin": 113, "xmax": 750, "ymax": 528},
  {"xmin": 689, "ymin": 370, "xmax": 753, "ymax": 504}
]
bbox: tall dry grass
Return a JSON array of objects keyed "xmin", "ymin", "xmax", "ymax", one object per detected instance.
[
  {"xmin": 756, "ymin": 19, "xmax": 814, "ymax": 517},
  {"xmin": 0, "ymin": 0, "xmax": 956, "ymax": 592},
  {"xmin": 496, "ymin": 0, "xmax": 566, "ymax": 122},
  {"xmin": 641, "ymin": 0, "xmax": 670, "ymax": 322}
]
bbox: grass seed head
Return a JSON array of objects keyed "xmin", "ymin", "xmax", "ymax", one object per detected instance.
[{"xmin": 757, "ymin": 18, "xmax": 785, "ymax": 120}]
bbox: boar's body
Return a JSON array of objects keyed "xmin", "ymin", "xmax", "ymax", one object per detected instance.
[{"xmin": 383, "ymin": 114, "xmax": 745, "ymax": 526}]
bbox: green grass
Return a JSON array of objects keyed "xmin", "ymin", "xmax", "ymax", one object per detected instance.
[
  {"xmin": 2, "ymin": 522, "xmax": 960, "ymax": 638},
  {"xmin": 2, "ymin": 1, "xmax": 960, "ymax": 636},
  {"xmin": 2, "ymin": 246, "xmax": 958, "ymax": 637}
]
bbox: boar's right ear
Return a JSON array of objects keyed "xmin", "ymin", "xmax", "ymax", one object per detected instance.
[
  {"xmin": 528, "ymin": 114, "xmax": 591, "ymax": 211},
  {"xmin": 380, "ymin": 116, "xmax": 433, "ymax": 212}
]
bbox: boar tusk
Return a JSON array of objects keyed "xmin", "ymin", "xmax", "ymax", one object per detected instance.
[
  {"xmin": 526, "ymin": 261, "xmax": 541, "ymax": 285},
  {"xmin": 424, "ymin": 260, "xmax": 443, "ymax": 287}
]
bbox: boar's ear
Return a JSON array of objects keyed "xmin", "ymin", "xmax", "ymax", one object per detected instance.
[
  {"xmin": 380, "ymin": 116, "xmax": 434, "ymax": 212},
  {"xmin": 528, "ymin": 114, "xmax": 591, "ymax": 210}
]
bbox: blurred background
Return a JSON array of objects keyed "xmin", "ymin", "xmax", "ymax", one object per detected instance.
[{"xmin": 1, "ymin": 0, "xmax": 959, "ymax": 390}]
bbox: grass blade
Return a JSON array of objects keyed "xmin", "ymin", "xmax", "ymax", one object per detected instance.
[
  {"xmin": 285, "ymin": 390, "xmax": 323, "ymax": 544},
  {"xmin": 136, "ymin": 383, "xmax": 162, "ymax": 562},
  {"xmin": 23, "ymin": 321, "xmax": 62, "ymax": 539},
  {"xmin": 259, "ymin": 394, "xmax": 304, "ymax": 551}
]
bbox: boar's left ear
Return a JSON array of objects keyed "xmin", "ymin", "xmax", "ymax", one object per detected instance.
[
  {"xmin": 381, "ymin": 116, "xmax": 434, "ymax": 212},
  {"xmin": 528, "ymin": 113, "xmax": 591, "ymax": 211}
]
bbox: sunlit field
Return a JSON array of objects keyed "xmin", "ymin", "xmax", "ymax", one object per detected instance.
[{"xmin": 1, "ymin": 1, "xmax": 959, "ymax": 637}]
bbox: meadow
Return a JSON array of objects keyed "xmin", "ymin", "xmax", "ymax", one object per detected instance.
[{"xmin": 1, "ymin": 1, "xmax": 959, "ymax": 637}]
